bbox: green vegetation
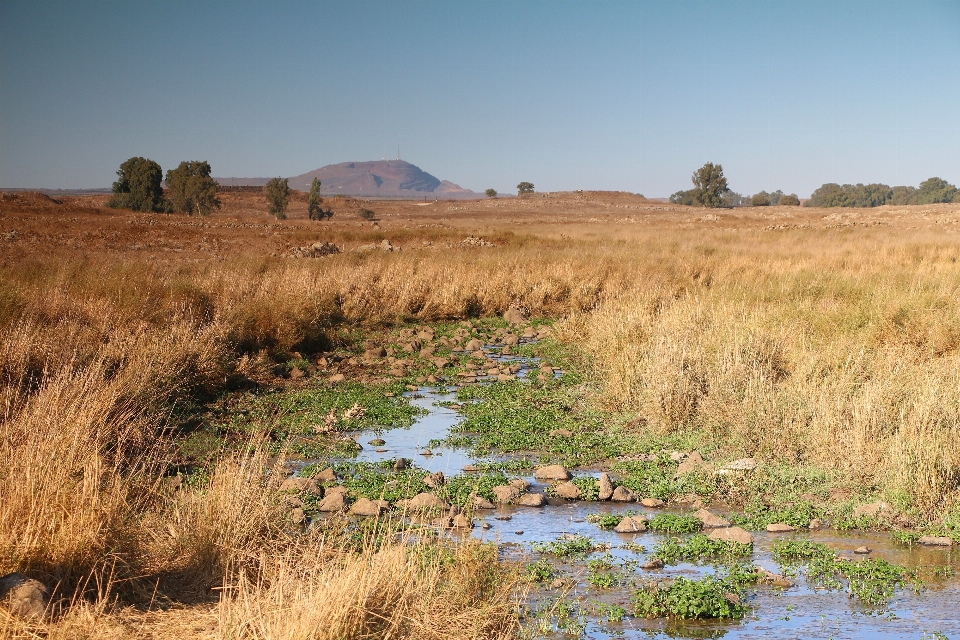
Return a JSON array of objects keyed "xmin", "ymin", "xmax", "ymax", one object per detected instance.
[
  {"xmin": 358, "ymin": 207, "xmax": 376, "ymax": 220},
  {"xmin": 807, "ymin": 177, "xmax": 959, "ymax": 208},
  {"xmin": 517, "ymin": 181, "xmax": 535, "ymax": 196},
  {"xmin": 633, "ymin": 575, "xmax": 747, "ymax": 620},
  {"xmin": 525, "ymin": 557, "xmax": 555, "ymax": 582},
  {"xmin": 780, "ymin": 193, "xmax": 800, "ymax": 205},
  {"xmin": 570, "ymin": 476, "xmax": 600, "ymax": 500},
  {"xmin": 107, "ymin": 156, "xmax": 164, "ymax": 212},
  {"xmin": 691, "ymin": 162, "xmax": 729, "ymax": 208},
  {"xmin": 585, "ymin": 512, "xmax": 624, "ymax": 530},
  {"xmin": 485, "ymin": 188, "xmax": 497, "ymax": 198},
  {"xmin": 165, "ymin": 160, "xmax": 221, "ymax": 216},
  {"xmin": 772, "ymin": 539, "xmax": 916, "ymax": 607},
  {"xmin": 653, "ymin": 534, "xmax": 752, "ymax": 565},
  {"xmin": 611, "ymin": 457, "xmax": 713, "ymax": 502},
  {"xmin": 647, "ymin": 513, "xmax": 703, "ymax": 535},
  {"xmin": 731, "ymin": 500, "xmax": 823, "ymax": 530},
  {"xmin": 751, "ymin": 192, "xmax": 770, "ymax": 206},
  {"xmin": 531, "ymin": 535, "xmax": 596, "ymax": 559},
  {"xmin": 307, "ymin": 177, "xmax": 330, "ymax": 220},
  {"xmin": 265, "ymin": 177, "xmax": 290, "ymax": 219}
]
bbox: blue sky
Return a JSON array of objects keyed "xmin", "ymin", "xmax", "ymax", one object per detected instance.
[{"xmin": 2, "ymin": 1, "xmax": 959, "ymax": 197}]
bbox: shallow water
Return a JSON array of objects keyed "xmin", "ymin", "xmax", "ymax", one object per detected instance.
[{"xmin": 336, "ymin": 344, "xmax": 960, "ymax": 638}]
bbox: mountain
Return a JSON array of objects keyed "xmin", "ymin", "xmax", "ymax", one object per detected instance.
[{"xmin": 215, "ymin": 160, "xmax": 477, "ymax": 198}]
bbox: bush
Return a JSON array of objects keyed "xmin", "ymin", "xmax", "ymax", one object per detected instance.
[
  {"xmin": 633, "ymin": 576, "xmax": 746, "ymax": 619},
  {"xmin": 358, "ymin": 208, "xmax": 376, "ymax": 220},
  {"xmin": 107, "ymin": 157, "xmax": 163, "ymax": 212},
  {"xmin": 165, "ymin": 161, "xmax": 221, "ymax": 216},
  {"xmin": 265, "ymin": 178, "xmax": 290, "ymax": 219},
  {"xmin": 750, "ymin": 192, "xmax": 770, "ymax": 207},
  {"xmin": 517, "ymin": 182, "xmax": 534, "ymax": 196},
  {"xmin": 780, "ymin": 193, "xmax": 800, "ymax": 206},
  {"xmin": 485, "ymin": 188, "xmax": 497, "ymax": 198}
]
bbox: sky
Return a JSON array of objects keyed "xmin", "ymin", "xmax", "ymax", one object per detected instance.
[{"xmin": 1, "ymin": 1, "xmax": 959, "ymax": 197}]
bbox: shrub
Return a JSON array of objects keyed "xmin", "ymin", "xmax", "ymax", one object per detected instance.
[
  {"xmin": 265, "ymin": 177, "xmax": 290, "ymax": 219},
  {"xmin": 165, "ymin": 160, "xmax": 221, "ymax": 216},
  {"xmin": 358, "ymin": 208, "xmax": 376, "ymax": 220},
  {"xmin": 647, "ymin": 513, "xmax": 702, "ymax": 534},
  {"xmin": 107, "ymin": 157, "xmax": 163, "ymax": 212},
  {"xmin": 633, "ymin": 576, "xmax": 746, "ymax": 619},
  {"xmin": 485, "ymin": 188, "xmax": 497, "ymax": 198},
  {"xmin": 779, "ymin": 193, "xmax": 800, "ymax": 206},
  {"xmin": 751, "ymin": 192, "xmax": 770, "ymax": 207}
]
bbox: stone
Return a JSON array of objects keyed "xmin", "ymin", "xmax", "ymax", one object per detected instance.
[
  {"xmin": 534, "ymin": 465, "xmax": 572, "ymax": 481},
  {"xmin": 549, "ymin": 428, "xmax": 573, "ymax": 437},
  {"xmin": 509, "ymin": 478, "xmax": 530, "ymax": 491},
  {"xmin": 640, "ymin": 498, "xmax": 665, "ymax": 508},
  {"xmin": 552, "ymin": 481, "xmax": 580, "ymax": 500},
  {"xmin": 611, "ymin": 486, "xmax": 636, "ymax": 502},
  {"xmin": 808, "ymin": 518, "xmax": 823, "ymax": 530},
  {"xmin": 463, "ymin": 464, "xmax": 478, "ymax": 472},
  {"xmin": 673, "ymin": 493, "xmax": 704, "ymax": 509},
  {"xmin": 326, "ymin": 485, "xmax": 349, "ymax": 496},
  {"xmin": 495, "ymin": 515, "xmax": 512, "ymax": 521},
  {"xmin": 676, "ymin": 451, "xmax": 704, "ymax": 476},
  {"xmin": 669, "ymin": 451, "xmax": 686, "ymax": 462},
  {"xmin": 350, "ymin": 498, "xmax": 386, "ymax": 517},
  {"xmin": 694, "ymin": 509, "xmax": 730, "ymax": 528},
  {"xmin": 317, "ymin": 491, "xmax": 348, "ymax": 512},
  {"xmin": 393, "ymin": 458, "xmax": 407, "ymax": 471},
  {"xmin": 492, "ymin": 485, "xmax": 522, "ymax": 504},
  {"xmin": 471, "ymin": 494, "xmax": 495, "ymax": 509},
  {"xmin": 420, "ymin": 448, "xmax": 433, "ymax": 456},
  {"xmin": 918, "ymin": 535, "xmax": 954, "ymax": 547},
  {"xmin": 481, "ymin": 522, "xmax": 491, "ymax": 529},
  {"xmin": 517, "ymin": 493, "xmax": 547, "ymax": 507},
  {"xmin": 767, "ymin": 523, "xmax": 796, "ymax": 533},
  {"xmin": 853, "ymin": 500, "xmax": 896, "ymax": 520},
  {"xmin": 641, "ymin": 558, "xmax": 664, "ymax": 570},
  {"xmin": 402, "ymin": 492, "xmax": 450, "ymax": 512},
  {"xmin": 723, "ymin": 458, "xmax": 756, "ymax": 472},
  {"xmin": 756, "ymin": 567, "xmax": 794, "ymax": 588},
  {"xmin": 465, "ymin": 338, "xmax": 483, "ymax": 351},
  {"xmin": 598, "ymin": 473, "xmax": 614, "ymax": 501},
  {"xmin": 614, "ymin": 516, "xmax": 648, "ymax": 533},
  {"xmin": 452, "ymin": 514, "xmax": 474, "ymax": 529},
  {"xmin": 514, "ymin": 530, "xmax": 524, "ymax": 535},
  {"xmin": 368, "ymin": 438, "xmax": 386, "ymax": 446},
  {"xmin": 364, "ymin": 346, "xmax": 386, "ymax": 359},
  {"xmin": 550, "ymin": 578, "xmax": 565, "ymax": 589},
  {"xmin": 854, "ymin": 546, "xmax": 871, "ymax": 554},
  {"xmin": 497, "ymin": 374, "xmax": 514, "ymax": 382},
  {"xmin": 279, "ymin": 476, "xmax": 322, "ymax": 496},
  {"xmin": 423, "ymin": 471, "xmax": 445, "ymax": 488},
  {"xmin": 708, "ymin": 526, "xmax": 754, "ymax": 545},
  {"xmin": 0, "ymin": 573, "xmax": 49, "ymax": 620},
  {"xmin": 329, "ymin": 373, "xmax": 346, "ymax": 382},
  {"xmin": 503, "ymin": 306, "xmax": 527, "ymax": 325}
]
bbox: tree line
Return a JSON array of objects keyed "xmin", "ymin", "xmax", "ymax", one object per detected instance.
[{"xmin": 806, "ymin": 178, "xmax": 959, "ymax": 208}]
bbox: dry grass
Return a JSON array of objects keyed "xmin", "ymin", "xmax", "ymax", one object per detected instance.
[{"xmin": 2, "ymin": 190, "xmax": 960, "ymax": 635}]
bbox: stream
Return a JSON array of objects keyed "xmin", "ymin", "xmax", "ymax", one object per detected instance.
[{"xmin": 337, "ymin": 343, "xmax": 960, "ymax": 639}]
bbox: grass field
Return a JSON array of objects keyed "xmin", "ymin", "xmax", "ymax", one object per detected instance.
[{"xmin": 2, "ymin": 189, "xmax": 960, "ymax": 636}]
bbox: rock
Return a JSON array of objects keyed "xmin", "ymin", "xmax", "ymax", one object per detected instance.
[
  {"xmin": 326, "ymin": 485, "xmax": 349, "ymax": 496},
  {"xmin": 552, "ymin": 481, "xmax": 580, "ymax": 499},
  {"xmin": 314, "ymin": 467, "xmax": 337, "ymax": 483},
  {"xmin": 393, "ymin": 458, "xmax": 407, "ymax": 471},
  {"xmin": 808, "ymin": 518, "xmax": 823, "ymax": 530},
  {"xmin": 0, "ymin": 573, "xmax": 49, "ymax": 620},
  {"xmin": 471, "ymin": 494, "xmax": 495, "ymax": 509},
  {"xmin": 853, "ymin": 500, "xmax": 896, "ymax": 520},
  {"xmin": 279, "ymin": 476, "xmax": 322, "ymax": 496},
  {"xmin": 517, "ymin": 493, "xmax": 547, "ymax": 507},
  {"xmin": 708, "ymin": 526, "xmax": 754, "ymax": 545},
  {"xmin": 676, "ymin": 451, "xmax": 704, "ymax": 476},
  {"xmin": 492, "ymin": 485, "xmax": 522, "ymax": 504},
  {"xmin": 549, "ymin": 428, "xmax": 573, "ymax": 437},
  {"xmin": 640, "ymin": 498, "xmax": 665, "ymax": 508},
  {"xmin": 514, "ymin": 530, "xmax": 524, "ymax": 535},
  {"xmin": 756, "ymin": 567, "xmax": 795, "ymax": 588},
  {"xmin": 288, "ymin": 507, "xmax": 306, "ymax": 524},
  {"xmin": 550, "ymin": 578, "xmax": 565, "ymax": 589},
  {"xmin": 694, "ymin": 509, "xmax": 730, "ymax": 528},
  {"xmin": 854, "ymin": 546, "xmax": 871, "ymax": 554},
  {"xmin": 918, "ymin": 535, "xmax": 954, "ymax": 547},
  {"xmin": 722, "ymin": 458, "xmax": 756, "ymax": 472},
  {"xmin": 329, "ymin": 373, "xmax": 346, "ymax": 382},
  {"xmin": 509, "ymin": 478, "xmax": 530, "ymax": 491},
  {"xmin": 402, "ymin": 492, "xmax": 450, "ymax": 512},
  {"xmin": 767, "ymin": 523, "xmax": 796, "ymax": 533},
  {"xmin": 481, "ymin": 522, "xmax": 491, "ymax": 530},
  {"xmin": 452, "ymin": 514, "xmax": 474, "ymax": 529},
  {"xmin": 611, "ymin": 486, "xmax": 636, "ymax": 502},
  {"xmin": 503, "ymin": 306, "xmax": 527, "ymax": 325},
  {"xmin": 598, "ymin": 473, "xmax": 614, "ymax": 501},
  {"xmin": 350, "ymin": 498, "xmax": 386, "ymax": 517},
  {"xmin": 420, "ymin": 448, "xmax": 433, "ymax": 456},
  {"xmin": 614, "ymin": 516, "xmax": 648, "ymax": 533},
  {"xmin": 463, "ymin": 464, "xmax": 478, "ymax": 473},
  {"xmin": 364, "ymin": 346, "xmax": 386, "ymax": 359},
  {"xmin": 368, "ymin": 438, "xmax": 386, "ymax": 446},
  {"xmin": 465, "ymin": 338, "xmax": 483, "ymax": 351},
  {"xmin": 317, "ymin": 491, "xmax": 348, "ymax": 512},
  {"xmin": 534, "ymin": 465, "xmax": 572, "ymax": 481},
  {"xmin": 641, "ymin": 558, "xmax": 664, "ymax": 570},
  {"xmin": 495, "ymin": 515, "xmax": 512, "ymax": 521},
  {"xmin": 283, "ymin": 495, "xmax": 304, "ymax": 509},
  {"xmin": 423, "ymin": 471, "xmax": 445, "ymax": 488},
  {"xmin": 673, "ymin": 493, "xmax": 705, "ymax": 509},
  {"xmin": 670, "ymin": 451, "xmax": 686, "ymax": 462}
]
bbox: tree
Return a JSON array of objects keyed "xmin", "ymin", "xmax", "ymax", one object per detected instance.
[
  {"xmin": 165, "ymin": 161, "xmax": 220, "ymax": 216},
  {"xmin": 690, "ymin": 163, "xmax": 729, "ymax": 207},
  {"xmin": 307, "ymin": 178, "xmax": 327, "ymax": 220},
  {"xmin": 751, "ymin": 192, "xmax": 770, "ymax": 207},
  {"xmin": 107, "ymin": 157, "xmax": 163, "ymax": 211},
  {"xmin": 916, "ymin": 177, "xmax": 958, "ymax": 204},
  {"xmin": 485, "ymin": 188, "xmax": 497, "ymax": 198},
  {"xmin": 517, "ymin": 182, "xmax": 534, "ymax": 196},
  {"xmin": 780, "ymin": 194, "xmax": 800, "ymax": 206},
  {"xmin": 265, "ymin": 178, "xmax": 290, "ymax": 219}
]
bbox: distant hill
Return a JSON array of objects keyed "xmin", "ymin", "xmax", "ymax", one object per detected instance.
[{"xmin": 215, "ymin": 160, "xmax": 477, "ymax": 198}]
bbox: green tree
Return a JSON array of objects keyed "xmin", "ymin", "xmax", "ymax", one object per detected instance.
[
  {"xmin": 165, "ymin": 161, "xmax": 220, "ymax": 216},
  {"xmin": 107, "ymin": 157, "xmax": 163, "ymax": 212},
  {"xmin": 517, "ymin": 181, "xmax": 534, "ymax": 196},
  {"xmin": 691, "ymin": 163, "xmax": 729, "ymax": 208},
  {"xmin": 916, "ymin": 177, "xmax": 958, "ymax": 204},
  {"xmin": 669, "ymin": 189, "xmax": 696, "ymax": 205},
  {"xmin": 780, "ymin": 193, "xmax": 800, "ymax": 206},
  {"xmin": 307, "ymin": 178, "xmax": 326, "ymax": 220},
  {"xmin": 265, "ymin": 177, "xmax": 290, "ymax": 219},
  {"xmin": 750, "ymin": 192, "xmax": 770, "ymax": 207},
  {"xmin": 485, "ymin": 188, "xmax": 497, "ymax": 198}
]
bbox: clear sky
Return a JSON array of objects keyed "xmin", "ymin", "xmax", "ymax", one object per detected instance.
[{"xmin": 2, "ymin": 0, "xmax": 959, "ymax": 197}]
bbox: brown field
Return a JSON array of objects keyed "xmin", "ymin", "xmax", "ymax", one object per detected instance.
[{"xmin": 3, "ymin": 189, "xmax": 960, "ymax": 637}]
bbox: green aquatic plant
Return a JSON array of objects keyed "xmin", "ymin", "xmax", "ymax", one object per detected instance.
[
  {"xmin": 647, "ymin": 513, "xmax": 703, "ymax": 535},
  {"xmin": 531, "ymin": 535, "xmax": 596, "ymax": 558},
  {"xmin": 653, "ymin": 534, "xmax": 753, "ymax": 565},
  {"xmin": 633, "ymin": 575, "xmax": 746, "ymax": 620}
]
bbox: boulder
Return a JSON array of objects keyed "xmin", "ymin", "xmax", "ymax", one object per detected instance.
[
  {"xmin": 329, "ymin": 373, "xmax": 346, "ymax": 382},
  {"xmin": 854, "ymin": 546, "xmax": 871, "ymax": 554},
  {"xmin": 315, "ymin": 467, "xmax": 337, "ymax": 483},
  {"xmin": 918, "ymin": 535, "xmax": 954, "ymax": 547},
  {"xmin": 503, "ymin": 306, "xmax": 527, "ymax": 325},
  {"xmin": 402, "ymin": 492, "xmax": 450, "ymax": 512},
  {"xmin": 708, "ymin": 526, "xmax": 754, "ymax": 545},
  {"xmin": 853, "ymin": 500, "xmax": 896, "ymax": 519},
  {"xmin": 641, "ymin": 558, "xmax": 664, "ymax": 570},
  {"xmin": 279, "ymin": 476, "xmax": 322, "ymax": 496},
  {"xmin": 465, "ymin": 339, "xmax": 483, "ymax": 351},
  {"xmin": 393, "ymin": 458, "xmax": 407, "ymax": 471},
  {"xmin": 364, "ymin": 346, "xmax": 386, "ymax": 359},
  {"xmin": 614, "ymin": 516, "xmax": 648, "ymax": 533},
  {"xmin": 423, "ymin": 471, "xmax": 445, "ymax": 488},
  {"xmin": 756, "ymin": 567, "xmax": 794, "ymax": 588},
  {"xmin": 766, "ymin": 523, "xmax": 796, "ymax": 533},
  {"xmin": 317, "ymin": 491, "xmax": 348, "ymax": 512},
  {"xmin": 552, "ymin": 481, "xmax": 580, "ymax": 500},
  {"xmin": 509, "ymin": 478, "xmax": 530, "ymax": 491},
  {"xmin": 673, "ymin": 493, "xmax": 705, "ymax": 509},
  {"xmin": 492, "ymin": 485, "xmax": 522, "ymax": 504},
  {"xmin": 694, "ymin": 509, "xmax": 730, "ymax": 528},
  {"xmin": 534, "ymin": 465, "xmax": 572, "ymax": 481},
  {"xmin": 611, "ymin": 486, "xmax": 636, "ymax": 502},
  {"xmin": 676, "ymin": 451, "xmax": 704, "ymax": 476},
  {"xmin": 288, "ymin": 507, "xmax": 306, "ymax": 524},
  {"xmin": 598, "ymin": 473, "xmax": 614, "ymax": 501},
  {"xmin": 0, "ymin": 573, "xmax": 49, "ymax": 620},
  {"xmin": 471, "ymin": 494, "xmax": 495, "ymax": 509},
  {"xmin": 640, "ymin": 498, "xmax": 665, "ymax": 508},
  {"xmin": 808, "ymin": 518, "xmax": 823, "ymax": 530},
  {"xmin": 350, "ymin": 498, "xmax": 386, "ymax": 517},
  {"xmin": 517, "ymin": 493, "xmax": 547, "ymax": 507},
  {"xmin": 451, "ymin": 514, "xmax": 474, "ymax": 529}
]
